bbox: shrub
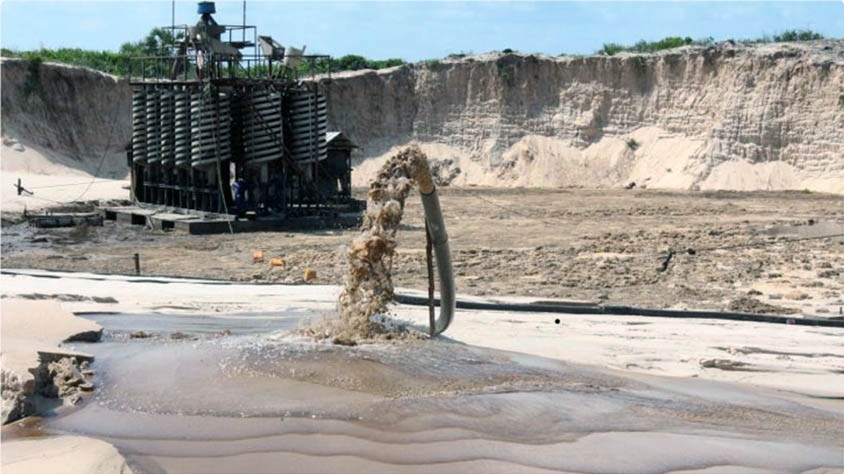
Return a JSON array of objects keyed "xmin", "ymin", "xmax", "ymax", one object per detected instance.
[
  {"xmin": 601, "ymin": 43, "xmax": 624, "ymax": 56},
  {"xmin": 594, "ymin": 30, "xmax": 823, "ymax": 57},
  {"xmin": 22, "ymin": 55, "xmax": 43, "ymax": 97},
  {"xmin": 496, "ymin": 61, "xmax": 517, "ymax": 87},
  {"xmin": 632, "ymin": 36, "xmax": 693, "ymax": 53},
  {"xmin": 16, "ymin": 48, "xmax": 129, "ymax": 76},
  {"xmin": 742, "ymin": 29, "xmax": 825, "ymax": 44},
  {"xmin": 773, "ymin": 29, "xmax": 824, "ymax": 42},
  {"xmin": 4, "ymin": 29, "xmax": 408, "ymax": 78},
  {"xmin": 696, "ymin": 36, "xmax": 716, "ymax": 47},
  {"xmin": 296, "ymin": 55, "xmax": 407, "ymax": 75},
  {"xmin": 626, "ymin": 138, "xmax": 640, "ymax": 150},
  {"xmin": 375, "ymin": 58, "xmax": 406, "ymax": 69},
  {"xmin": 600, "ymin": 37, "xmax": 698, "ymax": 56}
]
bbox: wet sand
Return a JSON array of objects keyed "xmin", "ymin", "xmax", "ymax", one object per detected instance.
[
  {"xmin": 3, "ymin": 189, "xmax": 842, "ymax": 316},
  {"xmin": 42, "ymin": 311, "xmax": 843, "ymax": 474},
  {"xmin": 0, "ymin": 272, "xmax": 837, "ymax": 473},
  {"xmin": 3, "ymin": 270, "xmax": 842, "ymax": 398}
]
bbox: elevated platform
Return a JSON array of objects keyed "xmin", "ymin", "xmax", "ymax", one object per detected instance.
[{"xmin": 101, "ymin": 206, "xmax": 361, "ymax": 235}]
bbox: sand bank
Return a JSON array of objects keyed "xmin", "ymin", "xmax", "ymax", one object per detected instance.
[
  {"xmin": 1, "ymin": 299, "xmax": 101, "ymax": 423},
  {"xmin": 2, "ymin": 270, "xmax": 841, "ymax": 399},
  {"xmin": 2, "ymin": 435, "xmax": 133, "ymax": 474},
  {"xmin": 1, "ymin": 300, "xmax": 134, "ymax": 474}
]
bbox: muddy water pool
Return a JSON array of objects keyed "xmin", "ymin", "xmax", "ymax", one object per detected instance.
[{"xmin": 47, "ymin": 310, "xmax": 843, "ymax": 474}]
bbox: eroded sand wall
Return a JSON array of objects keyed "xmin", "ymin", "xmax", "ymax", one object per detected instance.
[
  {"xmin": 324, "ymin": 41, "xmax": 844, "ymax": 192},
  {"xmin": 0, "ymin": 58, "xmax": 131, "ymax": 178},
  {"xmin": 2, "ymin": 41, "xmax": 842, "ymax": 191}
]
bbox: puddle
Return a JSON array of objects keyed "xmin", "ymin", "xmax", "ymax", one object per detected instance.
[
  {"xmin": 39, "ymin": 310, "xmax": 844, "ymax": 473},
  {"xmin": 83, "ymin": 310, "xmax": 304, "ymax": 340}
]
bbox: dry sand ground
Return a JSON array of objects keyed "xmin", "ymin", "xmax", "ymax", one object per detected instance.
[
  {"xmin": 3, "ymin": 187, "xmax": 843, "ymax": 316},
  {"xmin": 0, "ymin": 135, "xmax": 129, "ymax": 214}
]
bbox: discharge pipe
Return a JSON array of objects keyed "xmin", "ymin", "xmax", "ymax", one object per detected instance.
[{"xmin": 412, "ymin": 161, "xmax": 455, "ymax": 336}]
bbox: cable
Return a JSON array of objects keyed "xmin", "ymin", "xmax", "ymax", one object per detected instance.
[
  {"xmin": 28, "ymin": 179, "xmax": 117, "ymax": 190},
  {"xmin": 449, "ymin": 186, "xmax": 559, "ymax": 227},
  {"xmin": 18, "ymin": 94, "xmax": 124, "ymax": 207},
  {"xmin": 393, "ymin": 292, "xmax": 843, "ymax": 328},
  {"xmin": 210, "ymin": 88, "xmax": 234, "ymax": 234},
  {"xmin": 23, "ymin": 194, "xmax": 66, "ymax": 205},
  {"xmin": 67, "ymin": 98, "xmax": 123, "ymax": 203},
  {"xmin": 216, "ymin": 159, "xmax": 234, "ymax": 234}
]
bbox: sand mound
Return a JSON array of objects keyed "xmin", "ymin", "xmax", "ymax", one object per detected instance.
[
  {"xmin": 700, "ymin": 160, "xmax": 803, "ymax": 191},
  {"xmin": 1, "ymin": 137, "xmax": 129, "ymax": 214},
  {"xmin": 352, "ymin": 125, "xmax": 842, "ymax": 193}
]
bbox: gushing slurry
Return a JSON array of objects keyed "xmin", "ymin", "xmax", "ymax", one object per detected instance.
[{"xmin": 307, "ymin": 145, "xmax": 434, "ymax": 344}]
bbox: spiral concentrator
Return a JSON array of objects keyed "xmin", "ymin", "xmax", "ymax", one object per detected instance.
[{"xmin": 126, "ymin": 2, "xmax": 356, "ymax": 222}]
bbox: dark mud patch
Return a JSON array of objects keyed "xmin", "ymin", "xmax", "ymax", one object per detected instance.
[{"xmin": 728, "ymin": 297, "xmax": 797, "ymax": 314}]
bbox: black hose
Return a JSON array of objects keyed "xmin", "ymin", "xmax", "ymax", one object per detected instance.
[{"xmin": 393, "ymin": 294, "xmax": 844, "ymax": 328}]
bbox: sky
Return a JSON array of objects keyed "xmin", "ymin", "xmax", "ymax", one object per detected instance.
[{"xmin": 1, "ymin": 1, "xmax": 843, "ymax": 61}]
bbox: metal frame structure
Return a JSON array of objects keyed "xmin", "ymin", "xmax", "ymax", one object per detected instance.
[{"xmin": 127, "ymin": 2, "xmax": 354, "ymax": 221}]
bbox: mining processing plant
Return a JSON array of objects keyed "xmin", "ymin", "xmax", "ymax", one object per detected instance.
[{"xmin": 108, "ymin": 1, "xmax": 360, "ymax": 233}]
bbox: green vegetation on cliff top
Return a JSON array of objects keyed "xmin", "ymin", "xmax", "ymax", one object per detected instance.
[
  {"xmin": 1, "ymin": 29, "xmax": 828, "ymax": 76},
  {"xmin": 599, "ymin": 29, "xmax": 826, "ymax": 56}
]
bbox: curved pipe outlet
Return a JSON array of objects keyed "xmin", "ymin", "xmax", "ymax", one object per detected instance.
[{"xmin": 419, "ymin": 187, "xmax": 456, "ymax": 336}]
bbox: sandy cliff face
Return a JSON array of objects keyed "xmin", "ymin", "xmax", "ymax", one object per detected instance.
[
  {"xmin": 1, "ymin": 41, "xmax": 841, "ymax": 192},
  {"xmin": 1, "ymin": 58, "xmax": 131, "ymax": 179},
  {"xmin": 324, "ymin": 41, "xmax": 843, "ymax": 192}
]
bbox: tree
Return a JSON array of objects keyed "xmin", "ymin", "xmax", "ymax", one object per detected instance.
[
  {"xmin": 335, "ymin": 55, "xmax": 369, "ymax": 71},
  {"xmin": 119, "ymin": 28, "xmax": 179, "ymax": 57},
  {"xmin": 772, "ymin": 29, "xmax": 824, "ymax": 42}
]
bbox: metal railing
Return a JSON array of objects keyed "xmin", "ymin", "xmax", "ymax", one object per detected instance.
[{"xmin": 126, "ymin": 53, "xmax": 332, "ymax": 83}]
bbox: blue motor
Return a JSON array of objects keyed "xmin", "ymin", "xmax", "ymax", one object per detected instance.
[{"xmin": 197, "ymin": 2, "xmax": 215, "ymax": 15}]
